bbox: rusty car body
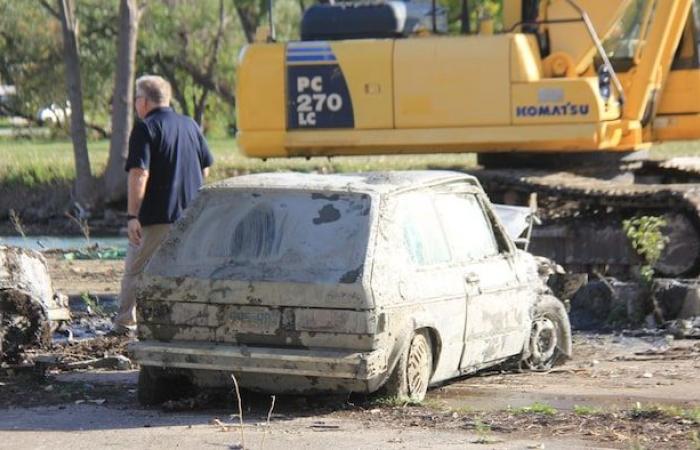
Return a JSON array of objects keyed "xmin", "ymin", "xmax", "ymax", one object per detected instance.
[{"xmin": 129, "ymin": 171, "xmax": 571, "ymax": 403}]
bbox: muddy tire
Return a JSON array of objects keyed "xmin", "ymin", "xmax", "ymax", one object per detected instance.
[
  {"xmin": 384, "ymin": 330, "xmax": 433, "ymax": 402},
  {"xmin": 137, "ymin": 366, "xmax": 196, "ymax": 406},
  {"xmin": 522, "ymin": 295, "xmax": 572, "ymax": 371},
  {"xmin": 138, "ymin": 366, "xmax": 168, "ymax": 406}
]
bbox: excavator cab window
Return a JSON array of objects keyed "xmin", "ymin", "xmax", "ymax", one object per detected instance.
[
  {"xmin": 671, "ymin": 0, "xmax": 700, "ymax": 70},
  {"xmin": 602, "ymin": 0, "xmax": 657, "ymax": 72}
]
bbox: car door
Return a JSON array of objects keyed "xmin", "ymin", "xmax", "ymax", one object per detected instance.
[
  {"xmin": 387, "ymin": 192, "xmax": 468, "ymax": 383},
  {"xmin": 432, "ymin": 189, "xmax": 531, "ymax": 371}
]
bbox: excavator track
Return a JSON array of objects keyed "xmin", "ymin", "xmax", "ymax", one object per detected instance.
[{"xmin": 471, "ymin": 162, "xmax": 700, "ymax": 279}]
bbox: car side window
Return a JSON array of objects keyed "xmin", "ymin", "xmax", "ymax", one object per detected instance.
[
  {"xmin": 434, "ymin": 193, "xmax": 499, "ymax": 262},
  {"xmin": 397, "ymin": 193, "xmax": 451, "ymax": 266}
]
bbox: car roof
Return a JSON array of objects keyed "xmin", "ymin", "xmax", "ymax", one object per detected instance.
[{"xmin": 206, "ymin": 171, "xmax": 480, "ymax": 195}]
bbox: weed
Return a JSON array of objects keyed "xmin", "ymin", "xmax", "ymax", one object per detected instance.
[
  {"xmin": 622, "ymin": 216, "xmax": 668, "ymax": 284},
  {"xmin": 573, "ymin": 405, "xmax": 604, "ymax": 416},
  {"xmin": 451, "ymin": 405, "xmax": 476, "ymax": 415},
  {"xmin": 371, "ymin": 395, "xmax": 423, "ymax": 408},
  {"xmin": 690, "ymin": 430, "xmax": 700, "ymax": 450},
  {"xmin": 474, "ymin": 419, "xmax": 491, "ymax": 435},
  {"xmin": 230, "ymin": 374, "xmax": 245, "ymax": 450},
  {"xmin": 627, "ymin": 403, "xmax": 700, "ymax": 423},
  {"xmin": 65, "ymin": 211, "xmax": 90, "ymax": 246},
  {"xmin": 8, "ymin": 209, "xmax": 26, "ymax": 238},
  {"xmin": 80, "ymin": 292, "xmax": 104, "ymax": 315},
  {"xmin": 259, "ymin": 394, "xmax": 276, "ymax": 450},
  {"xmin": 469, "ymin": 419, "xmax": 503, "ymax": 445},
  {"xmin": 510, "ymin": 402, "xmax": 558, "ymax": 416}
]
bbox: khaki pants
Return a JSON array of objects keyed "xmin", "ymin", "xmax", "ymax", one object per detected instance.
[{"xmin": 114, "ymin": 224, "xmax": 171, "ymax": 330}]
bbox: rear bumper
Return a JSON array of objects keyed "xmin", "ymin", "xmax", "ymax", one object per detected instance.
[{"xmin": 129, "ymin": 340, "xmax": 388, "ymax": 380}]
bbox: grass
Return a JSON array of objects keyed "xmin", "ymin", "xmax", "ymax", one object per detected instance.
[
  {"xmin": 509, "ymin": 402, "xmax": 558, "ymax": 416},
  {"xmin": 0, "ymin": 137, "xmax": 479, "ymax": 188},
  {"xmin": 573, "ymin": 404, "xmax": 605, "ymax": 416},
  {"xmin": 370, "ymin": 395, "xmax": 426, "ymax": 408},
  {"xmin": 2, "ymin": 136, "xmax": 700, "ymax": 189},
  {"xmin": 630, "ymin": 403, "xmax": 700, "ymax": 424}
]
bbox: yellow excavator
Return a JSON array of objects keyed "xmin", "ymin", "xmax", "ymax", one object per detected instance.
[{"xmin": 236, "ymin": 0, "xmax": 700, "ymax": 278}]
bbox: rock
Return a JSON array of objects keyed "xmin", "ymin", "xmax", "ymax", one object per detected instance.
[
  {"xmin": 0, "ymin": 246, "xmax": 70, "ymax": 362},
  {"xmin": 570, "ymin": 279, "xmax": 649, "ymax": 329},
  {"xmin": 653, "ymin": 279, "xmax": 700, "ymax": 320}
]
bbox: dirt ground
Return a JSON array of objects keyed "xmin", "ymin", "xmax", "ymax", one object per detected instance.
[{"xmin": 1, "ymin": 255, "xmax": 697, "ymax": 449}]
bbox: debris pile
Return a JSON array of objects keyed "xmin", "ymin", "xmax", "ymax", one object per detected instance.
[
  {"xmin": 569, "ymin": 276, "xmax": 700, "ymax": 335},
  {"xmin": 0, "ymin": 246, "xmax": 70, "ymax": 364}
]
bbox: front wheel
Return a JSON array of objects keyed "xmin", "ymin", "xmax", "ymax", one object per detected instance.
[
  {"xmin": 522, "ymin": 295, "xmax": 572, "ymax": 371},
  {"xmin": 384, "ymin": 330, "xmax": 433, "ymax": 402}
]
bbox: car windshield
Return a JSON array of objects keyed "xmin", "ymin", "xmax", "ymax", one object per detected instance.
[{"xmin": 147, "ymin": 189, "xmax": 372, "ymax": 283}]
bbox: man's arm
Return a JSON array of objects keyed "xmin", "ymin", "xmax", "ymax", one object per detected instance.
[
  {"xmin": 127, "ymin": 168, "xmax": 149, "ymax": 245},
  {"xmin": 202, "ymin": 167, "xmax": 210, "ymax": 178}
]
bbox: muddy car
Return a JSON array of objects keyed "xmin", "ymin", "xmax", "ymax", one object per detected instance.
[{"xmin": 130, "ymin": 171, "xmax": 571, "ymax": 404}]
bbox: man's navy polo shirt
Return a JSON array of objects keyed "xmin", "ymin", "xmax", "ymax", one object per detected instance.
[{"xmin": 125, "ymin": 107, "xmax": 214, "ymax": 226}]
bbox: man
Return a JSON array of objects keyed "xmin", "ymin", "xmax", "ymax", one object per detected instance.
[{"xmin": 110, "ymin": 75, "xmax": 213, "ymax": 336}]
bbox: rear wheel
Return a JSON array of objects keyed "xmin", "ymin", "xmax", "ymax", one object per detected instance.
[
  {"xmin": 137, "ymin": 366, "xmax": 195, "ymax": 406},
  {"xmin": 384, "ymin": 330, "xmax": 433, "ymax": 402}
]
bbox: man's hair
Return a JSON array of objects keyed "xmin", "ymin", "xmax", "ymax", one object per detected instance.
[{"xmin": 135, "ymin": 75, "xmax": 172, "ymax": 106}]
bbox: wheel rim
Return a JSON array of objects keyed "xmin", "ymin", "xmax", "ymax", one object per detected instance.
[
  {"xmin": 406, "ymin": 335, "xmax": 430, "ymax": 399},
  {"xmin": 526, "ymin": 316, "xmax": 557, "ymax": 371}
]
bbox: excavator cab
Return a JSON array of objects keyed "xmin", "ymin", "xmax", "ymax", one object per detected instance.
[{"xmin": 300, "ymin": 0, "xmax": 448, "ymax": 41}]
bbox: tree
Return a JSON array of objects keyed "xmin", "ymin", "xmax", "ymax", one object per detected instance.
[
  {"xmin": 139, "ymin": 0, "xmax": 242, "ymax": 131},
  {"xmin": 0, "ymin": 3, "xmax": 66, "ymax": 124},
  {"xmin": 41, "ymin": 0, "xmax": 94, "ymax": 210},
  {"xmin": 103, "ymin": 0, "xmax": 143, "ymax": 203}
]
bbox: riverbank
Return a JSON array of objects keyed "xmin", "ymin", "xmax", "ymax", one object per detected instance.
[{"xmin": 0, "ymin": 137, "xmax": 484, "ymax": 234}]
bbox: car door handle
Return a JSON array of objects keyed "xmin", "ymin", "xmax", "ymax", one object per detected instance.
[{"xmin": 465, "ymin": 273, "xmax": 480, "ymax": 284}]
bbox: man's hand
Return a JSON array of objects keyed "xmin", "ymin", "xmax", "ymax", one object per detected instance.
[
  {"xmin": 127, "ymin": 168, "xmax": 148, "ymax": 246},
  {"xmin": 128, "ymin": 218, "xmax": 143, "ymax": 246}
]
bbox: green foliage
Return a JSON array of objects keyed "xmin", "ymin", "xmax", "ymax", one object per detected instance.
[
  {"xmin": 573, "ymin": 405, "xmax": 604, "ymax": 416},
  {"xmin": 80, "ymin": 292, "xmax": 104, "ymax": 315},
  {"xmin": 371, "ymin": 395, "xmax": 422, "ymax": 407},
  {"xmin": 622, "ymin": 216, "xmax": 669, "ymax": 283},
  {"xmin": 509, "ymin": 402, "xmax": 558, "ymax": 416},
  {"xmin": 0, "ymin": 3, "xmax": 66, "ymax": 122},
  {"xmin": 629, "ymin": 403, "xmax": 700, "ymax": 424},
  {"xmin": 0, "ymin": 139, "xmax": 109, "ymax": 186}
]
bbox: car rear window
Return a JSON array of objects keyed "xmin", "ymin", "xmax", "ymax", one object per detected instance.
[{"xmin": 147, "ymin": 190, "xmax": 372, "ymax": 283}]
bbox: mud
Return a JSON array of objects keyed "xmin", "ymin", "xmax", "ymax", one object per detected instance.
[
  {"xmin": 0, "ymin": 247, "xmax": 71, "ymax": 363},
  {"xmin": 2, "ymin": 250, "xmax": 694, "ymax": 448}
]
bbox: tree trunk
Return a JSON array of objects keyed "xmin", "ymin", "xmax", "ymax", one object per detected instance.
[
  {"xmin": 103, "ymin": 0, "xmax": 141, "ymax": 204},
  {"xmin": 57, "ymin": 0, "xmax": 93, "ymax": 210},
  {"xmin": 460, "ymin": 0, "xmax": 471, "ymax": 34},
  {"xmin": 234, "ymin": 2, "xmax": 259, "ymax": 43}
]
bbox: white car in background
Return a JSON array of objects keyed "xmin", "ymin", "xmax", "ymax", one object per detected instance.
[{"xmin": 36, "ymin": 102, "xmax": 71, "ymax": 126}]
